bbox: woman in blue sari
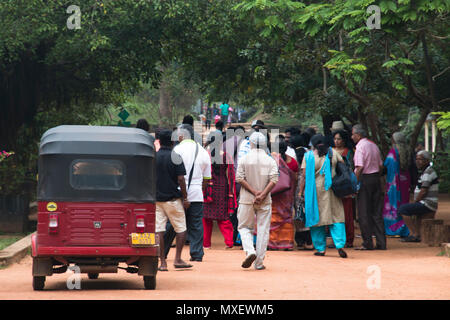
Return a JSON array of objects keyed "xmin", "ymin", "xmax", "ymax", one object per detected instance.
[
  {"xmin": 382, "ymin": 132, "xmax": 410, "ymax": 237},
  {"xmin": 298, "ymin": 135, "xmax": 348, "ymax": 258}
]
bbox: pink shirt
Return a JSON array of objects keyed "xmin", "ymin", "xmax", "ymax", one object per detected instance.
[{"xmin": 353, "ymin": 138, "xmax": 382, "ymax": 174}]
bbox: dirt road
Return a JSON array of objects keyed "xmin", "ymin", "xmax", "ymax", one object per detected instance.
[
  {"xmin": 1, "ymin": 227, "xmax": 449, "ymax": 300},
  {"xmin": 1, "ymin": 194, "xmax": 449, "ymax": 300}
]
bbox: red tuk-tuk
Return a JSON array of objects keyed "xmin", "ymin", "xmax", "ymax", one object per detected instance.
[{"xmin": 31, "ymin": 125, "xmax": 158, "ymax": 290}]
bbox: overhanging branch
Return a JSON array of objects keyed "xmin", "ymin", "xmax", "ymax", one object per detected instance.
[{"xmin": 432, "ymin": 66, "xmax": 450, "ymax": 81}]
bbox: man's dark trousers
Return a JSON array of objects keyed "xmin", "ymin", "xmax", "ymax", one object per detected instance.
[
  {"xmin": 357, "ymin": 173, "xmax": 386, "ymax": 249},
  {"xmin": 164, "ymin": 202, "xmax": 204, "ymax": 260}
]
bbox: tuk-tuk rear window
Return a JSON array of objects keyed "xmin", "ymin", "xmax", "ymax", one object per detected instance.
[{"xmin": 70, "ymin": 159, "xmax": 125, "ymax": 190}]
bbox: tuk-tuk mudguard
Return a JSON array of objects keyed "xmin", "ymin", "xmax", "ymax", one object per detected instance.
[
  {"xmin": 138, "ymin": 256, "xmax": 158, "ymax": 276},
  {"xmin": 32, "ymin": 257, "xmax": 53, "ymax": 276}
]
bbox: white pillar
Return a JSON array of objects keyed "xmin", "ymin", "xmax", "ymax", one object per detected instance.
[
  {"xmin": 431, "ymin": 120, "xmax": 436, "ymax": 153},
  {"xmin": 424, "ymin": 122, "xmax": 429, "ymax": 151}
]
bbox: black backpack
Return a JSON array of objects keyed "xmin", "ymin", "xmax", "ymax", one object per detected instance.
[{"xmin": 327, "ymin": 149, "xmax": 358, "ymax": 198}]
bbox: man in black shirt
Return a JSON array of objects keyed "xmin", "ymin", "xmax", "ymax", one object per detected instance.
[{"xmin": 155, "ymin": 129, "xmax": 192, "ymax": 271}]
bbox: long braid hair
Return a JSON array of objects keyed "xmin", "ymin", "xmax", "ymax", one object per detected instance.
[{"xmin": 278, "ymin": 140, "xmax": 288, "ymax": 162}]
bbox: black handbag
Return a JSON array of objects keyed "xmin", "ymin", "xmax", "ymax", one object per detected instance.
[{"xmin": 328, "ymin": 149, "xmax": 358, "ymax": 198}]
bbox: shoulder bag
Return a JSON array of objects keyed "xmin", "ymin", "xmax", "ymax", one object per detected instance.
[{"xmin": 271, "ymin": 155, "xmax": 292, "ymax": 196}]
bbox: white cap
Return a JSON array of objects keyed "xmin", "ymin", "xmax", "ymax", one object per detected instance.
[
  {"xmin": 249, "ymin": 132, "xmax": 267, "ymax": 147},
  {"xmin": 331, "ymin": 121, "xmax": 344, "ymax": 132}
]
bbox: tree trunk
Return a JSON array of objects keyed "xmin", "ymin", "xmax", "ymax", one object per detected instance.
[
  {"xmin": 158, "ymin": 80, "xmax": 172, "ymax": 127},
  {"xmin": 356, "ymin": 104, "xmax": 369, "ymax": 135},
  {"xmin": 366, "ymin": 112, "xmax": 380, "ymax": 144},
  {"xmin": 367, "ymin": 111, "xmax": 392, "ymax": 156},
  {"xmin": 421, "ymin": 219, "xmax": 449, "ymax": 247},
  {"xmin": 322, "ymin": 67, "xmax": 328, "ymax": 94},
  {"xmin": 437, "ymin": 128, "xmax": 446, "ymax": 152},
  {"xmin": 409, "ymin": 107, "xmax": 431, "ymax": 153},
  {"xmin": 420, "ymin": 33, "xmax": 438, "ymax": 110},
  {"xmin": 322, "ymin": 114, "xmax": 340, "ymax": 136}
]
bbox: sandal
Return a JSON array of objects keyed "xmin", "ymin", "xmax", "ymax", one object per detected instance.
[
  {"xmin": 158, "ymin": 266, "xmax": 168, "ymax": 272},
  {"xmin": 174, "ymin": 263, "xmax": 193, "ymax": 269},
  {"xmin": 338, "ymin": 248, "xmax": 348, "ymax": 258},
  {"xmin": 401, "ymin": 235, "xmax": 421, "ymax": 243},
  {"xmin": 354, "ymin": 246, "xmax": 373, "ymax": 250}
]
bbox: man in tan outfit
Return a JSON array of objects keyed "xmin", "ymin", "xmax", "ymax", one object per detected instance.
[{"xmin": 236, "ymin": 132, "xmax": 279, "ymax": 270}]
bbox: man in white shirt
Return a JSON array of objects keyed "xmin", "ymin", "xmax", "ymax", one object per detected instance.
[
  {"xmin": 236, "ymin": 132, "xmax": 279, "ymax": 270},
  {"xmin": 237, "ymin": 120, "xmax": 270, "ymax": 164},
  {"xmin": 163, "ymin": 124, "xmax": 212, "ymax": 262}
]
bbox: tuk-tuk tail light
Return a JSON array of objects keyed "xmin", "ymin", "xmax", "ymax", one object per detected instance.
[
  {"xmin": 49, "ymin": 214, "xmax": 59, "ymax": 234},
  {"xmin": 136, "ymin": 215, "xmax": 145, "ymax": 233}
]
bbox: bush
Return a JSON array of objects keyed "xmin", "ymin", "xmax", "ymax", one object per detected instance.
[{"xmin": 433, "ymin": 151, "xmax": 450, "ymax": 194}]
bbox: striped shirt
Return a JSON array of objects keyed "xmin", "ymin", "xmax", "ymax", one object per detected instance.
[{"xmin": 414, "ymin": 165, "xmax": 439, "ymax": 211}]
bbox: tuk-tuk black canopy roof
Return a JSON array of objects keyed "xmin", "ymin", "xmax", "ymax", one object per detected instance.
[
  {"xmin": 38, "ymin": 125, "xmax": 156, "ymax": 203},
  {"xmin": 40, "ymin": 125, "xmax": 155, "ymax": 157}
]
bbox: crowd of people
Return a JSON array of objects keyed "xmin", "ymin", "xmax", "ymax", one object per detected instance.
[
  {"xmin": 135, "ymin": 117, "xmax": 440, "ymax": 271},
  {"xmin": 200, "ymin": 102, "xmax": 239, "ymax": 130}
]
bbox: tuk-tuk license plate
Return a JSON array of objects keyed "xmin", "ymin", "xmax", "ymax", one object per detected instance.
[{"xmin": 130, "ymin": 233, "xmax": 155, "ymax": 246}]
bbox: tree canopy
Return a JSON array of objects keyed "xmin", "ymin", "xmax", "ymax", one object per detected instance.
[
  {"xmin": 0, "ymin": 0, "xmax": 175, "ymax": 149},
  {"xmin": 1, "ymin": 0, "xmax": 449, "ymax": 194},
  {"xmin": 229, "ymin": 0, "xmax": 450, "ymax": 149}
]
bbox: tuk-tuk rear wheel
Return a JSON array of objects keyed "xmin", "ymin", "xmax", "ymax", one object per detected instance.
[
  {"xmin": 143, "ymin": 276, "xmax": 156, "ymax": 290},
  {"xmin": 33, "ymin": 276, "xmax": 45, "ymax": 291},
  {"xmin": 88, "ymin": 273, "xmax": 99, "ymax": 279}
]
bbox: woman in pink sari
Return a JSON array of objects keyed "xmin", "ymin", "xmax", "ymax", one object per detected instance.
[
  {"xmin": 268, "ymin": 140, "xmax": 298, "ymax": 250},
  {"xmin": 382, "ymin": 132, "xmax": 410, "ymax": 237}
]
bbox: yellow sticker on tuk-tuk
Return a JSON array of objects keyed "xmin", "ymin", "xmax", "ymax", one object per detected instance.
[{"xmin": 47, "ymin": 202, "xmax": 57, "ymax": 212}]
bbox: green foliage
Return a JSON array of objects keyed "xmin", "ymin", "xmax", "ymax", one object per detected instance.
[
  {"xmin": 0, "ymin": 101, "xmax": 107, "ymax": 195},
  {"xmin": 0, "ymin": 0, "xmax": 206, "ymax": 195},
  {"xmin": 226, "ymin": 0, "xmax": 449, "ymax": 154},
  {"xmin": 433, "ymin": 151, "xmax": 450, "ymax": 193},
  {"xmin": 433, "ymin": 112, "xmax": 450, "ymax": 135},
  {"xmin": 0, "ymin": 236, "xmax": 22, "ymax": 251},
  {"xmin": 0, "ymin": 0, "xmax": 186, "ymax": 148},
  {"xmin": 324, "ymin": 50, "xmax": 367, "ymax": 87},
  {"xmin": 1, "ymin": 0, "xmax": 449, "ymax": 196}
]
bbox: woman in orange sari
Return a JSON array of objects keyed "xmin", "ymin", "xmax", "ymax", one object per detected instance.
[{"xmin": 268, "ymin": 140, "xmax": 298, "ymax": 250}]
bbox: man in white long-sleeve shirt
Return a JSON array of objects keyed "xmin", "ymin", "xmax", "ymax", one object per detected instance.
[{"xmin": 236, "ymin": 132, "xmax": 279, "ymax": 270}]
